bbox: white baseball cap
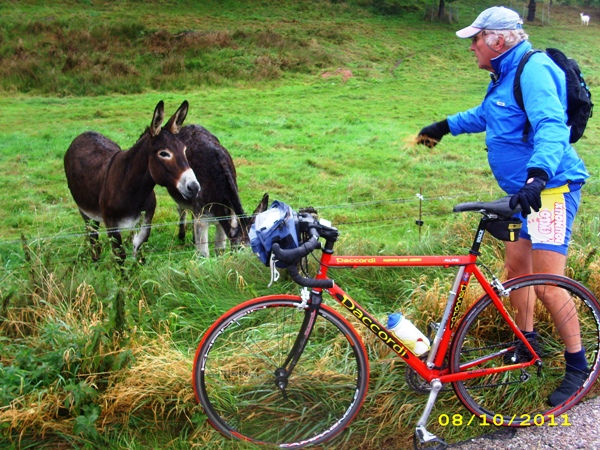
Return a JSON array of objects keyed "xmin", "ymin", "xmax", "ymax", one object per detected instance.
[{"xmin": 456, "ymin": 6, "xmax": 523, "ymax": 39}]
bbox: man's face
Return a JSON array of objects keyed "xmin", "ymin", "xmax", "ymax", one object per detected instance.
[{"xmin": 469, "ymin": 31, "xmax": 502, "ymax": 72}]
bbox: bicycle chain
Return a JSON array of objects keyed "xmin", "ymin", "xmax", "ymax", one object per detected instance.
[
  {"xmin": 463, "ymin": 373, "xmax": 531, "ymax": 390},
  {"xmin": 459, "ymin": 342, "xmax": 533, "ymax": 390},
  {"xmin": 405, "ymin": 353, "xmax": 452, "ymax": 394},
  {"xmin": 406, "ymin": 343, "xmax": 530, "ymax": 393}
]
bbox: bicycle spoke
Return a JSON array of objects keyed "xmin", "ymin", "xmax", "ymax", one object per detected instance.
[
  {"xmin": 193, "ymin": 298, "xmax": 369, "ymax": 447},
  {"xmin": 450, "ymin": 275, "xmax": 600, "ymax": 422}
]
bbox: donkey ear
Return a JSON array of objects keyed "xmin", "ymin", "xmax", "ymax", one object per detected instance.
[
  {"xmin": 254, "ymin": 193, "xmax": 269, "ymax": 215},
  {"xmin": 150, "ymin": 100, "xmax": 165, "ymax": 137},
  {"xmin": 165, "ymin": 100, "xmax": 189, "ymax": 134}
]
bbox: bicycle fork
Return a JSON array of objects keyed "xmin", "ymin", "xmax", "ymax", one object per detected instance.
[{"xmin": 273, "ymin": 288, "xmax": 322, "ymax": 398}]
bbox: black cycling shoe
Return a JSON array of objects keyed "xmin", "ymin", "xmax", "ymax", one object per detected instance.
[
  {"xmin": 504, "ymin": 333, "xmax": 542, "ymax": 364},
  {"xmin": 548, "ymin": 369, "xmax": 589, "ymax": 406}
]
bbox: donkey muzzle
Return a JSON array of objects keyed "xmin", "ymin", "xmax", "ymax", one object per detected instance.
[{"xmin": 179, "ymin": 168, "xmax": 201, "ymax": 199}]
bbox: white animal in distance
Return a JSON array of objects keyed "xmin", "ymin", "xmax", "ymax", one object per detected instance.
[{"xmin": 580, "ymin": 12, "xmax": 590, "ymax": 26}]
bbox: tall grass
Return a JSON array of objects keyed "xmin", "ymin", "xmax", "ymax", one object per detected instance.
[{"xmin": 1, "ymin": 1, "xmax": 600, "ymax": 449}]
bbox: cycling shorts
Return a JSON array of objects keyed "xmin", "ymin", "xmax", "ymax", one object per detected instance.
[{"xmin": 518, "ymin": 183, "xmax": 583, "ymax": 256}]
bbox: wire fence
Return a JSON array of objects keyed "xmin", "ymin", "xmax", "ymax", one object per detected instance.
[{"xmin": 2, "ymin": 187, "xmax": 599, "ymax": 262}]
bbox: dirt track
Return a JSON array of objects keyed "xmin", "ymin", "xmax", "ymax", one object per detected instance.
[{"xmin": 450, "ymin": 395, "xmax": 600, "ymax": 449}]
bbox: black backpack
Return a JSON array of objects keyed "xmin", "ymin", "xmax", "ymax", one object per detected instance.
[{"xmin": 513, "ymin": 47, "xmax": 593, "ymax": 144}]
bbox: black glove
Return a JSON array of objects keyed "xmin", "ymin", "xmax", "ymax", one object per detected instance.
[
  {"xmin": 417, "ymin": 119, "xmax": 450, "ymax": 147},
  {"xmin": 509, "ymin": 169, "xmax": 549, "ymax": 217}
]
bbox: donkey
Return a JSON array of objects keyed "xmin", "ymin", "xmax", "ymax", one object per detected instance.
[
  {"xmin": 64, "ymin": 100, "xmax": 200, "ymax": 263},
  {"xmin": 167, "ymin": 124, "xmax": 268, "ymax": 257}
]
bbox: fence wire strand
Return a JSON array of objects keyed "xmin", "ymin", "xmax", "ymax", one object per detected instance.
[{"xmin": 2, "ymin": 190, "xmax": 599, "ymax": 261}]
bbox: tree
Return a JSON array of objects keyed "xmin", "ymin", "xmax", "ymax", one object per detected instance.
[
  {"xmin": 437, "ymin": 0, "xmax": 457, "ymax": 20},
  {"xmin": 438, "ymin": 0, "xmax": 445, "ymax": 17},
  {"xmin": 527, "ymin": 0, "xmax": 536, "ymax": 22}
]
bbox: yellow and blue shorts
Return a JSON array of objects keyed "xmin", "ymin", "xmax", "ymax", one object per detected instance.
[{"xmin": 517, "ymin": 183, "xmax": 583, "ymax": 255}]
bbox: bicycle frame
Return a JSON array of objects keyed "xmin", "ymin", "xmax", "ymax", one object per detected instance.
[
  {"xmin": 195, "ymin": 200, "xmax": 600, "ymax": 449},
  {"xmin": 281, "ymin": 223, "xmax": 543, "ymax": 447},
  {"xmin": 314, "ymin": 255, "xmax": 537, "ymax": 383},
  {"xmin": 301, "ymin": 214, "xmax": 541, "ymax": 386}
]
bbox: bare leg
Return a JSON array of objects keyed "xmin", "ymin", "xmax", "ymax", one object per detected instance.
[
  {"xmin": 504, "ymin": 239, "xmax": 534, "ymax": 330},
  {"xmin": 532, "ymin": 250, "xmax": 582, "ymax": 353},
  {"xmin": 505, "ymin": 240, "xmax": 582, "ymax": 352}
]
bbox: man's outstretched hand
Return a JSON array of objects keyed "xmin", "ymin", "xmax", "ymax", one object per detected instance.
[{"xmin": 417, "ymin": 119, "xmax": 450, "ymax": 148}]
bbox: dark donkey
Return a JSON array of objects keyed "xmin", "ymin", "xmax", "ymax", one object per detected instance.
[
  {"xmin": 64, "ymin": 100, "xmax": 200, "ymax": 262},
  {"xmin": 168, "ymin": 124, "xmax": 268, "ymax": 257}
]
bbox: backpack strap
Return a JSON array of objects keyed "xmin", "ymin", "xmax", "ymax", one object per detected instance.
[{"xmin": 513, "ymin": 49, "xmax": 542, "ymax": 142}]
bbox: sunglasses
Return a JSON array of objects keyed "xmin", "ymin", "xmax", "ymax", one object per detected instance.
[{"xmin": 471, "ymin": 31, "xmax": 495, "ymax": 44}]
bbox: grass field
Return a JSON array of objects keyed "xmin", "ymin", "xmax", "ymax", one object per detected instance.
[{"xmin": 1, "ymin": 1, "xmax": 600, "ymax": 449}]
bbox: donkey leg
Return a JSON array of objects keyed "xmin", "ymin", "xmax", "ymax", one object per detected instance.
[
  {"xmin": 133, "ymin": 224, "xmax": 151, "ymax": 263},
  {"xmin": 107, "ymin": 228, "xmax": 126, "ymax": 264},
  {"xmin": 79, "ymin": 210, "xmax": 101, "ymax": 261},
  {"xmin": 215, "ymin": 222, "xmax": 227, "ymax": 255},
  {"xmin": 178, "ymin": 208, "xmax": 187, "ymax": 242},
  {"xmin": 193, "ymin": 213, "xmax": 211, "ymax": 258},
  {"xmin": 133, "ymin": 210, "xmax": 154, "ymax": 263}
]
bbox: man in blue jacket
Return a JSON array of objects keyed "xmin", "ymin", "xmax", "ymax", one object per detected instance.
[{"xmin": 417, "ymin": 6, "xmax": 589, "ymax": 406}]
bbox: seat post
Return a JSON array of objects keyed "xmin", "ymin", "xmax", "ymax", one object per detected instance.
[{"xmin": 469, "ymin": 216, "xmax": 489, "ymax": 256}]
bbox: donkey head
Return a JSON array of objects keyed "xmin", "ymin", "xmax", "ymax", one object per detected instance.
[
  {"xmin": 148, "ymin": 101, "xmax": 200, "ymax": 200},
  {"xmin": 230, "ymin": 193, "xmax": 270, "ymax": 246}
]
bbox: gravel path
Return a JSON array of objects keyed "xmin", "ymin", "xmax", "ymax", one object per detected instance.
[{"xmin": 449, "ymin": 395, "xmax": 600, "ymax": 449}]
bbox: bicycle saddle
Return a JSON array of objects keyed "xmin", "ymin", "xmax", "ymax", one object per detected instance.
[{"xmin": 453, "ymin": 196, "xmax": 521, "ymax": 218}]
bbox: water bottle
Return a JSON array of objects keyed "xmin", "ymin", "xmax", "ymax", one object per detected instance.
[{"xmin": 387, "ymin": 312, "xmax": 431, "ymax": 356}]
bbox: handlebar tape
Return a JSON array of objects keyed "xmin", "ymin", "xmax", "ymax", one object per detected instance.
[
  {"xmin": 272, "ymin": 235, "xmax": 334, "ymax": 289},
  {"xmin": 287, "ymin": 265, "xmax": 334, "ymax": 289},
  {"xmin": 272, "ymin": 234, "xmax": 320, "ymax": 265}
]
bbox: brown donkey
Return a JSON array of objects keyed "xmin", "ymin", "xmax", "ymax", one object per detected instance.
[
  {"xmin": 64, "ymin": 100, "xmax": 200, "ymax": 262},
  {"xmin": 168, "ymin": 124, "xmax": 268, "ymax": 257}
]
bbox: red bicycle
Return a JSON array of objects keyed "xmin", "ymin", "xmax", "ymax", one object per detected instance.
[{"xmin": 193, "ymin": 197, "xmax": 600, "ymax": 449}]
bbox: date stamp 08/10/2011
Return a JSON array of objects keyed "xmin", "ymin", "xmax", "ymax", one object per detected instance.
[{"xmin": 438, "ymin": 413, "xmax": 571, "ymax": 427}]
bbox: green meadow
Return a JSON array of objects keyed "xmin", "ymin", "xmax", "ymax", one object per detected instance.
[{"xmin": 1, "ymin": 1, "xmax": 599, "ymax": 448}]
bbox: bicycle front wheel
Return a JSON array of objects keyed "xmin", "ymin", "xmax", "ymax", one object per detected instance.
[
  {"xmin": 450, "ymin": 274, "xmax": 600, "ymax": 424},
  {"xmin": 193, "ymin": 295, "xmax": 370, "ymax": 447}
]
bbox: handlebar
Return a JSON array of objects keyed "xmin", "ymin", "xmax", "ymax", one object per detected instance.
[
  {"xmin": 271, "ymin": 215, "xmax": 336, "ymax": 289},
  {"xmin": 270, "ymin": 196, "xmax": 519, "ymax": 289},
  {"xmin": 272, "ymin": 233, "xmax": 320, "ymax": 266}
]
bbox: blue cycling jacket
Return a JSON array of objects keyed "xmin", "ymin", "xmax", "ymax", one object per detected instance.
[{"xmin": 447, "ymin": 40, "xmax": 589, "ymax": 194}]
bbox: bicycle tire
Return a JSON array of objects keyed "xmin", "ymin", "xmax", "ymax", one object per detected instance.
[
  {"xmin": 450, "ymin": 274, "xmax": 600, "ymax": 424},
  {"xmin": 193, "ymin": 295, "xmax": 370, "ymax": 447}
]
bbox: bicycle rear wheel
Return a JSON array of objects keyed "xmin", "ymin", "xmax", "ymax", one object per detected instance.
[
  {"xmin": 450, "ymin": 274, "xmax": 600, "ymax": 424},
  {"xmin": 193, "ymin": 295, "xmax": 369, "ymax": 447}
]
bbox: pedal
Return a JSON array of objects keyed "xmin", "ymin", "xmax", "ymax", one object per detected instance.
[
  {"xmin": 536, "ymin": 359, "xmax": 543, "ymax": 377},
  {"xmin": 414, "ymin": 426, "xmax": 447, "ymax": 449}
]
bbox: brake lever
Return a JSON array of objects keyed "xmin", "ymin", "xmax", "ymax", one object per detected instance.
[{"xmin": 268, "ymin": 253, "xmax": 280, "ymax": 287}]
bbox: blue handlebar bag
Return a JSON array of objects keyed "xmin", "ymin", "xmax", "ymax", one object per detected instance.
[{"xmin": 249, "ymin": 200, "xmax": 298, "ymax": 266}]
